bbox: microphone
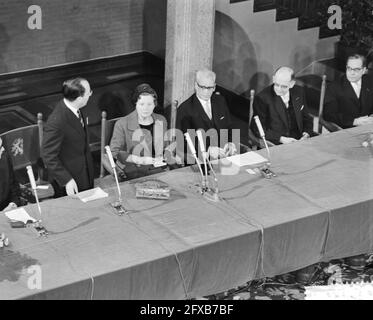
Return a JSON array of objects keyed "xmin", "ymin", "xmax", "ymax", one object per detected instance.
[
  {"xmin": 254, "ymin": 116, "xmax": 271, "ymax": 163},
  {"xmin": 196, "ymin": 130, "xmax": 219, "ymax": 202},
  {"xmin": 196, "ymin": 130, "xmax": 209, "ymax": 175},
  {"xmin": 26, "ymin": 165, "xmax": 42, "ymax": 219},
  {"xmin": 105, "ymin": 146, "xmax": 128, "ymax": 215},
  {"xmin": 184, "ymin": 132, "xmax": 207, "ymax": 191},
  {"xmin": 253, "ymin": 116, "xmax": 276, "ymax": 178}
]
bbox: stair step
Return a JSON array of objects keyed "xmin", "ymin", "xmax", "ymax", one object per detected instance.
[{"xmin": 253, "ymin": 0, "xmax": 277, "ymax": 12}]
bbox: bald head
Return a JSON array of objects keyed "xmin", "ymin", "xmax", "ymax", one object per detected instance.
[{"xmin": 273, "ymin": 66, "xmax": 295, "ymax": 96}]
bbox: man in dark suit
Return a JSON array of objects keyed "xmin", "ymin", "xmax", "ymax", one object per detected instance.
[
  {"xmin": 43, "ymin": 77, "xmax": 94, "ymax": 198},
  {"xmin": 252, "ymin": 66, "xmax": 314, "ymax": 145},
  {"xmin": 324, "ymin": 54, "xmax": 373, "ymax": 129},
  {"xmin": 176, "ymin": 69, "xmax": 236, "ymax": 162}
]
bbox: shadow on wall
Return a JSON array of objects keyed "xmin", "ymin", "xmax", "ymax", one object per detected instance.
[
  {"xmin": 0, "ymin": 24, "xmax": 10, "ymax": 73},
  {"xmin": 214, "ymin": 11, "xmax": 271, "ymax": 96},
  {"xmin": 65, "ymin": 39, "xmax": 92, "ymax": 62}
]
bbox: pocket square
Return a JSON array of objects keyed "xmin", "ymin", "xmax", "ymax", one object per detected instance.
[{"xmin": 220, "ymin": 116, "xmax": 225, "ymax": 120}]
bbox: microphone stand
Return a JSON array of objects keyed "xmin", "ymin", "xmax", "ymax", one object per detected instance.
[
  {"xmin": 196, "ymin": 130, "xmax": 220, "ymax": 202},
  {"xmin": 105, "ymin": 146, "xmax": 129, "ymax": 215},
  {"xmin": 253, "ymin": 116, "xmax": 276, "ymax": 179},
  {"xmin": 26, "ymin": 165, "xmax": 48, "ymax": 236},
  {"xmin": 184, "ymin": 133, "xmax": 208, "ymax": 193}
]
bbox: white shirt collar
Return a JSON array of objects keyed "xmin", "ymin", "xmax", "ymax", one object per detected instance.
[
  {"xmin": 197, "ymin": 96, "xmax": 212, "ymax": 118},
  {"xmin": 63, "ymin": 98, "xmax": 80, "ymax": 118},
  {"xmin": 280, "ymin": 92, "xmax": 290, "ymax": 106}
]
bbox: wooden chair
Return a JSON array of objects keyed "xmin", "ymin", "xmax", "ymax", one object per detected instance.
[
  {"xmin": 0, "ymin": 113, "xmax": 53, "ymax": 199},
  {"xmin": 100, "ymin": 111, "xmax": 122, "ymax": 177},
  {"xmin": 317, "ymin": 75, "xmax": 342, "ymax": 134}
]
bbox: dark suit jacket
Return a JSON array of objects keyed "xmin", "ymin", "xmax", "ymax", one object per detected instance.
[
  {"xmin": 252, "ymin": 85, "xmax": 314, "ymax": 145},
  {"xmin": 42, "ymin": 100, "xmax": 94, "ymax": 196},
  {"xmin": 0, "ymin": 145, "xmax": 21, "ymax": 211},
  {"xmin": 176, "ymin": 93, "xmax": 233, "ymax": 161},
  {"xmin": 324, "ymin": 74, "xmax": 373, "ymax": 128}
]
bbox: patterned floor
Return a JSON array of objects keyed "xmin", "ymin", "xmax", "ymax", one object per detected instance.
[{"xmin": 203, "ymin": 254, "xmax": 373, "ymax": 300}]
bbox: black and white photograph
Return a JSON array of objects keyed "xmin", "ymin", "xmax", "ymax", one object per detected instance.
[{"xmin": 0, "ymin": 0, "xmax": 373, "ymax": 304}]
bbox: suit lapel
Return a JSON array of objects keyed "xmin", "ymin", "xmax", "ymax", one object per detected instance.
[
  {"xmin": 342, "ymin": 76, "xmax": 360, "ymax": 107},
  {"xmin": 360, "ymin": 75, "xmax": 373, "ymax": 115},
  {"xmin": 273, "ymin": 92, "xmax": 289, "ymax": 130},
  {"xmin": 193, "ymin": 95, "xmax": 213, "ymax": 126},
  {"xmin": 290, "ymin": 90, "xmax": 303, "ymax": 132},
  {"xmin": 62, "ymin": 103, "xmax": 86, "ymax": 138}
]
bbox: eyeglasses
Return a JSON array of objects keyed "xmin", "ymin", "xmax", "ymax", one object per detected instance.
[
  {"xmin": 196, "ymin": 82, "xmax": 215, "ymax": 90},
  {"xmin": 346, "ymin": 66, "xmax": 363, "ymax": 72},
  {"xmin": 274, "ymin": 82, "xmax": 290, "ymax": 90}
]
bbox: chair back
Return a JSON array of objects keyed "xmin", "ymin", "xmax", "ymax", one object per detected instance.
[
  {"xmin": 317, "ymin": 75, "xmax": 327, "ymax": 134},
  {"xmin": 100, "ymin": 111, "xmax": 121, "ymax": 177},
  {"xmin": 0, "ymin": 124, "xmax": 40, "ymax": 172}
]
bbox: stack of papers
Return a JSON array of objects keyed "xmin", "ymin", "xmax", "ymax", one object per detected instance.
[
  {"xmin": 74, "ymin": 187, "xmax": 109, "ymax": 203},
  {"xmin": 5, "ymin": 208, "xmax": 36, "ymax": 223},
  {"xmin": 225, "ymin": 151, "xmax": 268, "ymax": 167}
]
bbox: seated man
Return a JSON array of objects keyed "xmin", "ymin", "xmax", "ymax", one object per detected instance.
[
  {"xmin": 252, "ymin": 66, "xmax": 314, "ymax": 145},
  {"xmin": 324, "ymin": 54, "xmax": 373, "ymax": 129},
  {"xmin": 176, "ymin": 69, "xmax": 237, "ymax": 162},
  {"xmin": 0, "ymin": 138, "xmax": 21, "ymax": 212}
]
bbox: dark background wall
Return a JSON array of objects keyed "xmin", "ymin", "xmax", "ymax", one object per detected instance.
[{"xmin": 0, "ymin": 0, "xmax": 147, "ymax": 74}]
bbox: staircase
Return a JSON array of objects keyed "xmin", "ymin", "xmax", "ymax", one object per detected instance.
[{"xmin": 231, "ymin": 0, "xmax": 341, "ymax": 39}]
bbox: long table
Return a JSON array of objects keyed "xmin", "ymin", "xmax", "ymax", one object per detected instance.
[{"xmin": 1, "ymin": 125, "xmax": 373, "ymax": 299}]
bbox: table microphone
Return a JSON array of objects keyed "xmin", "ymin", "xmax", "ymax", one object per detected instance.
[
  {"xmin": 105, "ymin": 146, "xmax": 128, "ymax": 215},
  {"xmin": 196, "ymin": 130, "xmax": 209, "ymax": 177},
  {"xmin": 26, "ymin": 165, "xmax": 42, "ymax": 218},
  {"xmin": 184, "ymin": 132, "xmax": 207, "ymax": 191},
  {"xmin": 254, "ymin": 115, "xmax": 271, "ymax": 163},
  {"xmin": 196, "ymin": 130, "xmax": 219, "ymax": 201}
]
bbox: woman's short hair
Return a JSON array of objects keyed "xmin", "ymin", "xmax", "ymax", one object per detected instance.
[
  {"xmin": 131, "ymin": 83, "xmax": 158, "ymax": 107},
  {"xmin": 62, "ymin": 77, "xmax": 87, "ymax": 101}
]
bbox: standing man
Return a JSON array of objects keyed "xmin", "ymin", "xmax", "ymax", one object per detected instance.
[
  {"xmin": 43, "ymin": 77, "xmax": 94, "ymax": 197},
  {"xmin": 324, "ymin": 54, "xmax": 373, "ymax": 128},
  {"xmin": 252, "ymin": 66, "xmax": 314, "ymax": 145},
  {"xmin": 176, "ymin": 69, "xmax": 236, "ymax": 161}
]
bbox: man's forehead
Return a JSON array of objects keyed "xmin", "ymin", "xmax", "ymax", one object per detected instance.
[
  {"xmin": 273, "ymin": 74, "xmax": 291, "ymax": 84},
  {"xmin": 347, "ymin": 58, "xmax": 363, "ymax": 67},
  {"xmin": 197, "ymin": 75, "xmax": 214, "ymax": 85}
]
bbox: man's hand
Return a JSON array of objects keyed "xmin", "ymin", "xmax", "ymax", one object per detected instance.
[
  {"xmin": 2, "ymin": 202, "xmax": 17, "ymax": 212},
  {"xmin": 279, "ymin": 136, "xmax": 298, "ymax": 144},
  {"xmin": 300, "ymin": 132, "xmax": 310, "ymax": 141},
  {"xmin": 208, "ymin": 146, "xmax": 226, "ymax": 159},
  {"xmin": 65, "ymin": 179, "xmax": 78, "ymax": 196},
  {"xmin": 353, "ymin": 116, "xmax": 373, "ymax": 126},
  {"xmin": 223, "ymin": 142, "xmax": 237, "ymax": 157}
]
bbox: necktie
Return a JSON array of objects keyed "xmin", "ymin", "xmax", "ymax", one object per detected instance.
[
  {"xmin": 281, "ymin": 93, "xmax": 290, "ymax": 108},
  {"xmin": 205, "ymin": 100, "xmax": 212, "ymax": 120},
  {"xmin": 77, "ymin": 110, "xmax": 84, "ymax": 127}
]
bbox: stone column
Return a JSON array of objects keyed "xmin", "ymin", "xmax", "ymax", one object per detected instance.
[{"xmin": 164, "ymin": 0, "xmax": 215, "ymax": 108}]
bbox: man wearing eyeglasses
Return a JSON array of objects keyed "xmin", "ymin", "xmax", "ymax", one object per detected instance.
[
  {"xmin": 43, "ymin": 77, "xmax": 94, "ymax": 198},
  {"xmin": 176, "ymin": 69, "xmax": 236, "ymax": 161},
  {"xmin": 251, "ymin": 66, "xmax": 313, "ymax": 145},
  {"xmin": 324, "ymin": 54, "xmax": 373, "ymax": 129}
]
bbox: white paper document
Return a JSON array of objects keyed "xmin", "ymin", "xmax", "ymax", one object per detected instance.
[
  {"xmin": 75, "ymin": 187, "xmax": 109, "ymax": 203},
  {"xmin": 226, "ymin": 151, "xmax": 268, "ymax": 167},
  {"xmin": 5, "ymin": 207, "xmax": 37, "ymax": 223}
]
